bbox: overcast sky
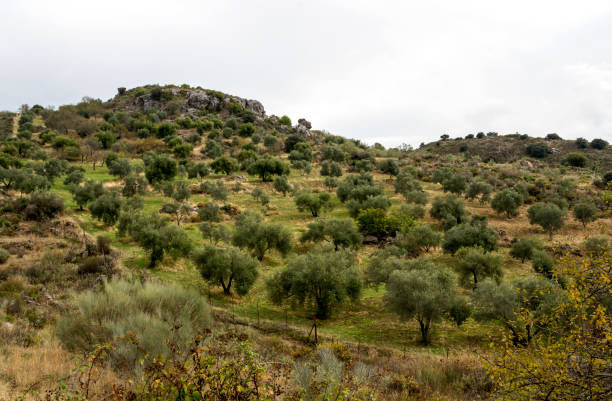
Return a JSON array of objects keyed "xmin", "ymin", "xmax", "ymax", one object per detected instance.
[{"xmin": 2, "ymin": 1, "xmax": 612, "ymax": 147}]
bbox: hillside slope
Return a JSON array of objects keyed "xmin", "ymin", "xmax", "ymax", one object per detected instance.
[{"xmin": 0, "ymin": 84, "xmax": 611, "ymax": 400}]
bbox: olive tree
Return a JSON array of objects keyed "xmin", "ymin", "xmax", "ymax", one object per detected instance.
[
  {"xmin": 455, "ymin": 247, "xmax": 503, "ymax": 287},
  {"xmin": 442, "ymin": 220, "xmax": 498, "ymax": 254},
  {"xmin": 441, "ymin": 174, "xmax": 468, "ymax": 195},
  {"xmin": 266, "ymin": 245, "xmax": 362, "ymax": 341},
  {"xmin": 108, "ymin": 158, "xmax": 132, "ymax": 179},
  {"xmin": 95, "ymin": 131, "xmax": 115, "ymax": 149},
  {"xmin": 378, "ymin": 159, "xmax": 399, "ymax": 177},
  {"xmin": 336, "ymin": 174, "xmax": 380, "ymax": 203},
  {"xmin": 210, "ymin": 156, "xmax": 239, "ymax": 175},
  {"xmin": 294, "ymin": 190, "xmax": 334, "ymax": 217},
  {"xmin": 465, "ymin": 181, "xmax": 492, "ymax": 204},
  {"xmin": 144, "ymin": 153, "xmax": 177, "ymax": 183},
  {"xmin": 365, "ymin": 246, "xmax": 408, "ymax": 285},
  {"xmin": 509, "ymin": 237, "xmax": 542, "ymax": 263},
  {"xmin": 122, "ymin": 175, "xmax": 147, "ymax": 197},
  {"xmin": 192, "ymin": 245, "xmax": 259, "ymax": 296},
  {"xmin": 491, "ymin": 189, "xmax": 523, "ymax": 218},
  {"xmin": 186, "ymin": 162, "xmax": 210, "ymax": 180},
  {"xmin": 273, "ymin": 175, "xmax": 293, "ymax": 196},
  {"xmin": 118, "ymin": 213, "xmax": 192, "ymax": 268},
  {"xmin": 232, "ymin": 211, "xmax": 293, "ymax": 260},
  {"xmin": 320, "ymin": 161, "xmax": 342, "ymax": 177},
  {"xmin": 198, "ymin": 202, "xmax": 222, "ymax": 222},
  {"xmin": 89, "ymin": 192, "xmax": 122, "ymax": 225},
  {"xmin": 531, "ymin": 249, "xmax": 554, "ymax": 278},
  {"xmin": 573, "ymin": 201, "xmax": 597, "ymax": 227},
  {"xmin": 70, "ymin": 180, "xmax": 104, "ymax": 211},
  {"xmin": 199, "ymin": 222, "xmax": 230, "ymax": 245},
  {"xmin": 64, "ymin": 169, "xmax": 85, "ymax": 186},
  {"xmin": 247, "ymin": 156, "xmax": 289, "ymax": 182},
  {"xmin": 395, "ymin": 170, "xmax": 425, "ymax": 203},
  {"xmin": 160, "ymin": 201, "xmax": 192, "ymax": 226},
  {"xmin": 527, "ymin": 202, "xmax": 566, "ymax": 240},
  {"xmin": 397, "ymin": 223, "xmax": 441, "ymax": 255},
  {"xmin": 473, "ymin": 277, "xmax": 562, "ymax": 345},
  {"xmin": 429, "ymin": 195, "xmax": 469, "ymax": 230},
  {"xmin": 384, "ymin": 264, "xmax": 457, "ymax": 345},
  {"xmin": 300, "ymin": 218, "xmax": 362, "ymax": 250}
]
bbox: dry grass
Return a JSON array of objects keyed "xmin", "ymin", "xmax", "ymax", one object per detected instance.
[
  {"xmin": 0, "ymin": 339, "xmax": 120, "ymax": 400},
  {"xmin": 0, "ymin": 340, "xmax": 73, "ymax": 396}
]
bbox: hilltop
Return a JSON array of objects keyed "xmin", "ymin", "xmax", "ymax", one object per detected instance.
[{"xmin": 418, "ymin": 131, "xmax": 612, "ymax": 170}]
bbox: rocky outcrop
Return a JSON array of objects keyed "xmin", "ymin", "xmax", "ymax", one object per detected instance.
[
  {"xmin": 187, "ymin": 90, "xmax": 221, "ymax": 111},
  {"xmin": 133, "ymin": 95, "xmax": 163, "ymax": 112},
  {"xmin": 226, "ymin": 97, "xmax": 265, "ymax": 117},
  {"xmin": 133, "ymin": 88, "xmax": 266, "ymax": 118},
  {"xmin": 295, "ymin": 118, "xmax": 312, "ymax": 136},
  {"xmin": 298, "ymin": 118, "xmax": 312, "ymax": 129}
]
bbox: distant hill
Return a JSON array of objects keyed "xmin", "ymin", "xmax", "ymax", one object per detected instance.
[{"xmin": 417, "ymin": 134, "xmax": 612, "ymax": 171}]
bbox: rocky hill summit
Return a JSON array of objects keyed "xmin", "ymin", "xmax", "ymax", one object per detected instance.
[{"xmin": 115, "ymin": 84, "xmax": 266, "ymax": 119}]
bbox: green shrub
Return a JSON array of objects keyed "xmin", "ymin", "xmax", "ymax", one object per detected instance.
[
  {"xmin": 356, "ymin": 208, "xmax": 399, "ymax": 239},
  {"xmin": 509, "ymin": 237, "xmax": 541, "ymax": 263},
  {"xmin": 449, "ymin": 298, "xmax": 472, "ymax": 326},
  {"xmin": 575, "ymin": 137, "xmax": 588, "ymax": 148},
  {"xmin": 590, "ymin": 138, "xmax": 608, "ymax": 150},
  {"xmin": 198, "ymin": 202, "xmax": 221, "ymax": 222},
  {"xmin": 564, "ymin": 153, "xmax": 587, "ymax": 168},
  {"xmin": 531, "ymin": 249, "xmax": 554, "ymax": 278},
  {"xmin": 429, "ymin": 195, "xmax": 469, "ymax": 230},
  {"xmin": 56, "ymin": 279, "xmax": 211, "ymax": 372},
  {"xmin": 526, "ymin": 142, "xmax": 550, "ymax": 158},
  {"xmin": 0, "ymin": 247, "xmax": 9, "ymax": 264},
  {"xmin": 278, "ymin": 115, "xmax": 292, "ymax": 126},
  {"xmin": 294, "ymin": 190, "xmax": 334, "ymax": 217},
  {"xmin": 583, "ymin": 236, "xmax": 609, "ymax": 257},
  {"xmin": 442, "ymin": 221, "xmax": 498, "ymax": 254},
  {"xmin": 527, "ymin": 202, "xmax": 566, "ymax": 240},
  {"xmin": 490, "ymin": 189, "xmax": 523, "ymax": 218},
  {"xmin": 573, "ymin": 201, "xmax": 597, "ymax": 227},
  {"xmin": 22, "ymin": 191, "xmax": 65, "ymax": 220},
  {"xmin": 77, "ymin": 255, "xmax": 115, "ymax": 275}
]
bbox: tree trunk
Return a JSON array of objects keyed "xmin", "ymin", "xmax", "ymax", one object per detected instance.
[
  {"xmin": 149, "ymin": 248, "xmax": 163, "ymax": 268},
  {"xmin": 220, "ymin": 277, "xmax": 232, "ymax": 295},
  {"xmin": 418, "ymin": 319, "xmax": 430, "ymax": 345}
]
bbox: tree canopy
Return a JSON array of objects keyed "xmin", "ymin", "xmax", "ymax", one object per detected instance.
[
  {"xmin": 384, "ymin": 263, "xmax": 458, "ymax": 345},
  {"xmin": 192, "ymin": 245, "xmax": 259, "ymax": 296},
  {"xmin": 266, "ymin": 245, "xmax": 362, "ymax": 321},
  {"xmin": 119, "ymin": 213, "xmax": 192, "ymax": 267},
  {"xmin": 300, "ymin": 218, "xmax": 362, "ymax": 250},
  {"xmin": 232, "ymin": 211, "xmax": 293, "ymax": 260}
]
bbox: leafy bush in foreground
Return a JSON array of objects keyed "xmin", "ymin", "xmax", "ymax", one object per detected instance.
[{"xmin": 56, "ymin": 279, "xmax": 211, "ymax": 372}]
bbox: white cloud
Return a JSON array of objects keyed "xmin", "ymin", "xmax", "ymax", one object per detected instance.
[{"xmin": 2, "ymin": 0, "xmax": 612, "ymax": 146}]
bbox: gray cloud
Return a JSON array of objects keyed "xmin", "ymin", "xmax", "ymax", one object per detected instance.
[{"xmin": 2, "ymin": 0, "xmax": 612, "ymax": 147}]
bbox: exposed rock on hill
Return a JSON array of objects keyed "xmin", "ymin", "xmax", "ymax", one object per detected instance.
[
  {"xmin": 129, "ymin": 86, "xmax": 266, "ymax": 118},
  {"xmin": 295, "ymin": 118, "xmax": 312, "ymax": 136}
]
